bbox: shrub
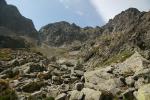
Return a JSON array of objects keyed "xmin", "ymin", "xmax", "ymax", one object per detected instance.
[
  {"xmin": 22, "ymin": 81, "xmax": 45, "ymax": 93},
  {"xmin": 0, "ymin": 79, "xmax": 18, "ymax": 100},
  {"xmin": 45, "ymin": 97, "xmax": 55, "ymax": 100}
]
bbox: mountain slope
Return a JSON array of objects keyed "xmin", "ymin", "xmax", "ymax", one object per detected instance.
[
  {"xmin": 0, "ymin": 0, "xmax": 38, "ymax": 39},
  {"xmin": 80, "ymin": 8, "xmax": 150, "ymax": 69}
]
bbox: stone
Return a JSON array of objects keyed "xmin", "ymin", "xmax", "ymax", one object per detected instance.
[
  {"xmin": 8, "ymin": 59, "xmax": 19, "ymax": 67},
  {"xmin": 81, "ymin": 88, "xmax": 102, "ymax": 100},
  {"xmin": 63, "ymin": 78, "xmax": 70, "ymax": 84},
  {"xmin": 58, "ymin": 83, "xmax": 70, "ymax": 93},
  {"xmin": 113, "ymin": 52, "xmax": 150, "ymax": 76},
  {"xmin": 137, "ymin": 84, "xmax": 150, "ymax": 100},
  {"xmin": 75, "ymin": 82, "xmax": 84, "ymax": 91},
  {"xmin": 125, "ymin": 76, "xmax": 135, "ymax": 87},
  {"xmin": 80, "ymin": 76, "xmax": 85, "ymax": 83},
  {"xmin": 134, "ymin": 77, "xmax": 145, "ymax": 89},
  {"xmin": 52, "ymin": 76, "xmax": 62, "ymax": 85},
  {"xmin": 134, "ymin": 68, "xmax": 150, "ymax": 81},
  {"xmin": 84, "ymin": 68, "xmax": 114, "ymax": 85},
  {"xmin": 121, "ymin": 88, "xmax": 135, "ymax": 100},
  {"xmin": 55, "ymin": 93, "xmax": 67, "ymax": 100},
  {"xmin": 74, "ymin": 70, "xmax": 84, "ymax": 77},
  {"xmin": 60, "ymin": 65, "xmax": 68, "ymax": 71},
  {"xmin": 28, "ymin": 63, "xmax": 47, "ymax": 73},
  {"xmin": 69, "ymin": 90, "xmax": 84, "ymax": 100},
  {"xmin": 30, "ymin": 90, "xmax": 46, "ymax": 100}
]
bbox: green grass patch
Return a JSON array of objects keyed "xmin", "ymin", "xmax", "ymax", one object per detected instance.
[
  {"xmin": 102, "ymin": 50, "xmax": 134, "ymax": 66},
  {"xmin": 0, "ymin": 49, "xmax": 12, "ymax": 61}
]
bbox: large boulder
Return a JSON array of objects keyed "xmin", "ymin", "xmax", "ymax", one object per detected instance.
[
  {"xmin": 81, "ymin": 88, "xmax": 102, "ymax": 100},
  {"xmin": 84, "ymin": 68, "xmax": 114, "ymax": 85},
  {"xmin": 113, "ymin": 52, "xmax": 150, "ymax": 76},
  {"xmin": 69, "ymin": 90, "xmax": 85, "ymax": 100},
  {"xmin": 84, "ymin": 68, "xmax": 123, "ymax": 95},
  {"xmin": 136, "ymin": 84, "xmax": 150, "ymax": 100},
  {"xmin": 55, "ymin": 93, "xmax": 67, "ymax": 100}
]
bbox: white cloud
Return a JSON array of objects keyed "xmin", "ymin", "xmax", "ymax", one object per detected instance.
[
  {"xmin": 59, "ymin": 0, "xmax": 70, "ymax": 8},
  {"xmin": 76, "ymin": 11, "xmax": 84, "ymax": 16},
  {"xmin": 59, "ymin": 0, "xmax": 81, "ymax": 9}
]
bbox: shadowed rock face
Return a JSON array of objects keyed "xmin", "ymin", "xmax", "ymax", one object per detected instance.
[
  {"xmin": 0, "ymin": 0, "xmax": 38, "ymax": 39},
  {"xmin": 0, "ymin": 0, "xmax": 7, "ymax": 6},
  {"xmin": 0, "ymin": 35, "xmax": 28, "ymax": 48}
]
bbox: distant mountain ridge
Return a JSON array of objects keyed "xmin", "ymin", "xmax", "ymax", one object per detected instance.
[{"xmin": 39, "ymin": 21, "xmax": 102, "ymax": 46}]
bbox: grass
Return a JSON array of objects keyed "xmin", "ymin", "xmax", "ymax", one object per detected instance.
[
  {"xmin": 22, "ymin": 81, "xmax": 45, "ymax": 93},
  {"xmin": 0, "ymin": 49, "xmax": 12, "ymax": 61},
  {"xmin": 31, "ymin": 44, "xmax": 69, "ymax": 58},
  {"xmin": 44, "ymin": 97, "xmax": 55, "ymax": 100},
  {"xmin": 0, "ymin": 89, "xmax": 18, "ymax": 100},
  {"xmin": 0, "ymin": 79, "xmax": 18, "ymax": 100},
  {"xmin": 101, "ymin": 50, "xmax": 134, "ymax": 66}
]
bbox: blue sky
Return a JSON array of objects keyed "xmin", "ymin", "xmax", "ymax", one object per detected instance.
[{"xmin": 6, "ymin": 0, "xmax": 150, "ymax": 30}]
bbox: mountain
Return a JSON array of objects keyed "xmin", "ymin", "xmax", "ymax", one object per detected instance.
[
  {"xmin": 39, "ymin": 21, "xmax": 102, "ymax": 46},
  {"xmin": 80, "ymin": 8, "xmax": 150, "ymax": 69},
  {"xmin": 0, "ymin": 0, "xmax": 38, "ymax": 39},
  {"xmin": 0, "ymin": 0, "xmax": 39, "ymax": 48}
]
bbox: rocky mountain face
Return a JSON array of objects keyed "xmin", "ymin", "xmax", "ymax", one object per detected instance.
[
  {"xmin": 39, "ymin": 21, "xmax": 102, "ymax": 46},
  {"xmin": 0, "ymin": 0, "xmax": 39, "ymax": 48},
  {"xmin": 0, "ymin": 0, "xmax": 150, "ymax": 99},
  {"xmin": 80, "ymin": 8, "xmax": 150, "ymax": 69},
  {"xmin": 0, "ymin": 0, "xmax": 38, "ymax": 39}
]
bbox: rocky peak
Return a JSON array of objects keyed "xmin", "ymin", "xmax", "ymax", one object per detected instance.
[
  {"xmin": 123, "ymin": 8, "xmax": 140, "ymax": 14},
  {"xmin": 0, "ymin": 0, "xmax": 38, "ymax": 39},
  {"xmin": 103, "ymin": 8, "xmax": 143, "ymax": 32},
  {"xmin": 39, "ymin": 21, "xmax": 86, "ymax": 46}
]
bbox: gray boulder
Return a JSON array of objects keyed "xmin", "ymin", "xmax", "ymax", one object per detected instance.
[
  {"xmin": 69, "ymin": 90, "xmax": 84, "ymax": 100},
  {"xmin": 55, "ymin": 93, "xmax": 67, "ymax": 100}
]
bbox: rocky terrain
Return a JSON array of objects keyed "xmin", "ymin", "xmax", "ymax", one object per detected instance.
[{"xmin": 1, "ymin": 0, "xmax": 150, "ymax": 100}]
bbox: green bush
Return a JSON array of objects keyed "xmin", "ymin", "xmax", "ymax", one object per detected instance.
[
  {"xmin": 0, "ymin": 89, "xmax": 18, "ymax": 100},
  {"xmin": 45, "ymin": 97, "xmax": 55, "ymax": 100},
  {"xmin": 22, "ymin": 81, "xmax": 45, "ymax": 93},
  {"xmin": 0, "ymin": 79, "xmax": 18, "ymax": 100}
]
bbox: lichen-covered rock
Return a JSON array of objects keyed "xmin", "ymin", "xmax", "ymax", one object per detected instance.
[
  {"xmin": 69, "ymin": 90, "xmax": 84, "ymax": 100},
  {"xmin": 136, "ymin": 84, "xmax": 150, "ymax": 100},
  {"xmin": 81, "ymin": 88, "xmax": 102, "ymax": 100},
  {"xmin": 55, "ymin": 93, "xmax": 67, "ymax": 100}
]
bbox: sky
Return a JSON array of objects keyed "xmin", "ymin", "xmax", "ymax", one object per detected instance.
[{"xmin": 6, "ymin": 0, "xmax": 150, "ymax": 30}]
